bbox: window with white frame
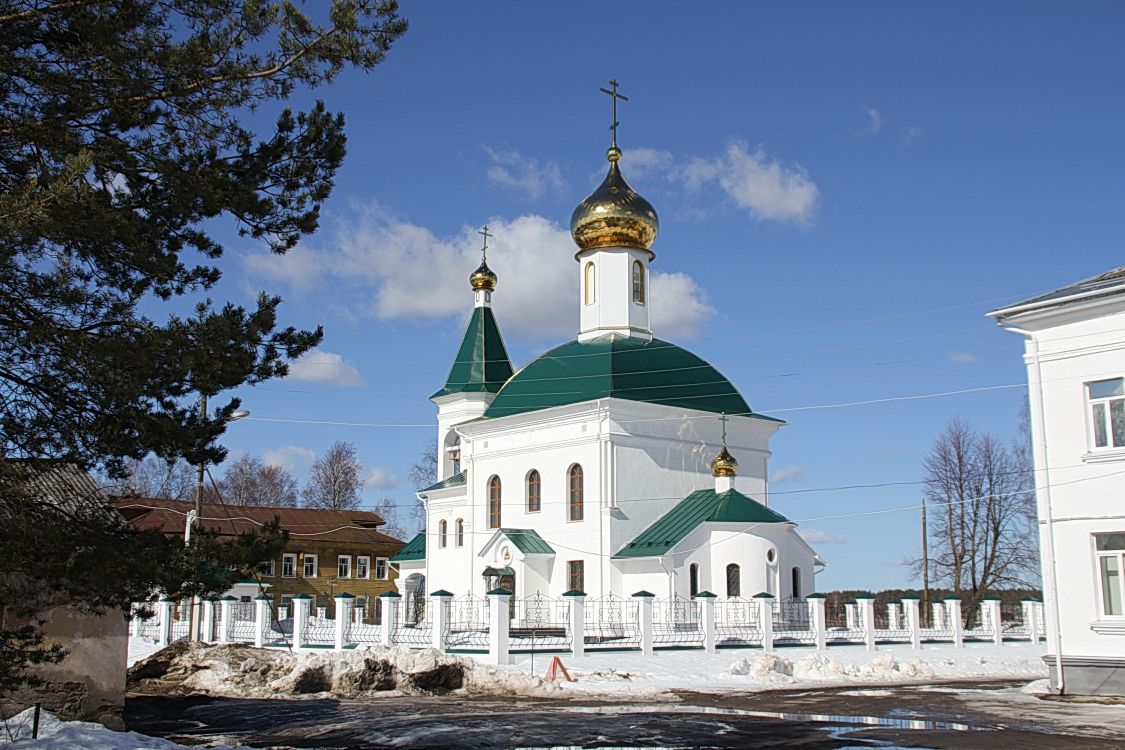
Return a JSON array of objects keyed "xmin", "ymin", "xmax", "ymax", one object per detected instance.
[
  {"xmin": 356, "ymin": 556, "xmax": 370, "ymax": 579},
  {"xmin": 375, "ymin": 557, "xmax": 389, "ymax": 580},
  {"xmin": 1097, "ymin": 533, "xmax": 1125, "ymax": 617},
  {"xmin": 303, "ymin": 553, "xmax": 318, "ymax": 578},
  {"xmin": 282, "ymin": 553, "xmax": 297, "ymax": 578},
  {"xmin": 1089, "ymin": 378, "xmax": 1125, "ymax": 450},
  {"xmin": 337, "ymin": 555, "xmax": 351, "ymax": 579},
  {"xmin": 259, "ymin": 559, "xmax": 275, "ymax": 577}
]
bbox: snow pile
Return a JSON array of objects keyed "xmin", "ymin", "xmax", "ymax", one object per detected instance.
[
  {"xmin": 0, "ymin": 707, "xmax": 211, "ymax": 749},
  {"xmin": 727, "ymin": 650, "xmax": 994, "ymax": 686},
  {"xmin": 128, "ymin": 642, "xmax": 558, "ymax": 699}
]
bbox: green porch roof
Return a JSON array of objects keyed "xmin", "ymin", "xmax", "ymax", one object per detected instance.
[
  {"xmin": 391, "ymin": 532, "xmax": 426, "ymax": 562},
  {"xmin": 615, "ymin": 488, "xmax": 790, "ymax": 559},
  {"xmin": 498, "ymin": 528, "xmax": 554, "ymax": 555},
  {"xmin": 483, "ymin": 334, "xmax": 777, "ymax": 421},
  {"xmin": 419, "ymin": 470, "xmax": 466, "ymax": 493},
  {"xmin": 431, "ymin": 307, "xmax": 514, "ymax": 398}
]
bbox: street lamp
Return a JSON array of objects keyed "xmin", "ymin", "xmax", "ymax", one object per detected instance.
[{"xmin": 187, "ymin": 394, "xmax": 250, "ymax": 641}]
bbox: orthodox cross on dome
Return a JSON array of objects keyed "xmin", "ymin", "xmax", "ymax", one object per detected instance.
[
  {"xmin": 478, "ymin": 225, "xmax": 492, "ymax": 262},
  {"xmin": 719, "ymin": 411, "xmax": 730, "ymax": 445},
  {"xmin": 599, "ymin": 79, "xmax": 629, "ymax": 149}
]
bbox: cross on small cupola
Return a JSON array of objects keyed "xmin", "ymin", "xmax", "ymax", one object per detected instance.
[
  {"xmin": 469, "ymin": 223, "xmax": 498, "ymax": 299},
  {"xmin": 710, "ymin": 412, "xmax": 739, "ymax": 491}
]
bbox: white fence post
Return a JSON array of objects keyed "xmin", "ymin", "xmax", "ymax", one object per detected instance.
[
  {"xmin": 334, "ymin": 593, "xmax": 354, "ymax": 651},
  {"xmin": 1036, "ymin": 601, "xmax": 1046, "ymax": 642},
  {"xmin": 983, "ymin": 597, "xmax": 1003, "ymax": 646},
  {"xmin": 157, "ymin": 598, "xmax": 174, "ymax": 648},
  {"xmin": 633, "ymin": 591, "xmax": 654, "ymax": 657},
  {"xmin": 845, "ymin": 601, "xmax": 857, "ymax": 631},
  {"xmin": 316, "ymin": 604, "xmax": 328, "ymax": 620},
  {"xmin": 291, "ymin": 594, "xmax": 310, "ymax": 650},
  {"xmin": 807, "ymin": 594, "xmax": 827, "ymax": 650},
  {"xmin": 254, "ymin": 595, "xmax": 270, "ymax": 648},
  {"xmin": 887, "ymin": 602, "xmax": 900, "ymax": 632},
  {"xmin": 932, "ymin": 601, "xmax": 946, "ymax": 632},
  {"xmin": 430, "ymin": 590, "xmax": 453, "ymax": 652},
  {"xmin": 379, "ymin": 591, "xmax": 400, "ymax": 647},
  {"xmin": 218, "ymin": 596, "xmax": 235, "ymax": 643},
  {"xmin": 902, "ymin": 595, "xmax": 921, "ymax": 650},
  {"xmin": 856, "ymin": 597, "xmax": 876, "ymax": 651},
  {"xmin": 694, "ymin": 592, "xmax": 717, "ymax": 654},
  {"xmin": 354, "ymin": 604, "xmax": 365, "ymax": 624},
  {"xmin": 945, "ymin": 597, "xmax": 963, "ymax": 647},
  {"xmin": 753, "ymin": 593, "xmax": 774, "ymax": 652},
  {"xmin": 200, "ymin": 599, "xmax": 215, "ymax": 643},
  {"xmin": 130, "ymin": 606, "xmax": 144, "ymax": 639},
  {"xmin": 487, "ymin": 587, "xmax": 511, "ymax": 666},
  {"xmin": 565, "ymin": 590, "xmax": 586, "ymax": 658}
]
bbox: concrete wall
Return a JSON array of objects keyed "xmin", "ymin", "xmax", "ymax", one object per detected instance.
[{"xmin": 3, "ymin": 605, "xmax": 127, "ymax": 729}]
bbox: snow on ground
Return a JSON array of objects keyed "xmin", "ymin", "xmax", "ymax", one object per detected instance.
[
  {"xmin": 505, "ymin": 642, "xmax": 1049, "ymax": 696},
  {"xmin": 0, "ymin": 707, "xmax": 229, "ymax": 750},
  {"xmin": 129, "ymin": 635, "xmax": 162, "ymax": 667}
]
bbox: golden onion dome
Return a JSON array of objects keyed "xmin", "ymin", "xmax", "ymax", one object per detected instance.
[
  {"xmin": 570, "ymin": 147, "xmax": 659, "ymax": 257},
  {"xmin": 710, "ymin": 444, "xmax": 739, "ymax": 478},
  {"xmin": 469, "ymin": 259, "xmax": 497, "ymax": 291}
]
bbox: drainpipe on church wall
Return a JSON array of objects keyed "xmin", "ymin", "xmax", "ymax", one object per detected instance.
[{"xmin": 659, "ymin": 555, "xmax": 675, "ymax": 600}]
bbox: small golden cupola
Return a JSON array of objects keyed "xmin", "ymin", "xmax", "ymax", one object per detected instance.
[
  {"xmin": 570, "ymin": 80, "xmax": 659, "ymax": 258},
  {"xmin": 469, "ymin": 225, "xmax": 498, "ymax": 293},
  {"xmin": 710, "ymin": 413, "xmax": 738, "ymax": 492}
]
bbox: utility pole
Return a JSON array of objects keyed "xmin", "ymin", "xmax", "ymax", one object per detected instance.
[
  {"xmin": 922, "ymin": 498, "xmax": 930, "ymax": 627},
  {"xmin": 188, "ymin": 394, "xmax": 207, "ymax": 642}
]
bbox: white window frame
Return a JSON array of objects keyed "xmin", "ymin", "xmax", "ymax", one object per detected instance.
[
  {"xmin": 375, "ymin": 557, "xmax": 389, "ymax": 581},
  {"xmin": 1088, "ymin": 378, "xmax": 1125, "ymax": 451},
  {"xmin": 356, "ymin": 556, "xmax": 370, "ymax": 579},
  {"xmin": 303, "ymin": 553, "xmax": 318, "ymax": 578},
  {"xmin": 1096, "ymin": 533, "xmax": 1125, "ymax": 618},
  {"xmin": 259, "ymin": 559, "xmax": 275, "ymax": 577},
  {"xmin": 337, "ymin": 555, "xmax": 351, "ymax": 579},
  {"xmin": 281, "ymin": 553, "xmax": 297, "ymax": 578}
]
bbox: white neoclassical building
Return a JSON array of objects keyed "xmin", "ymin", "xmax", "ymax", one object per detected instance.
[
  {"xmin": 393, "ymin": 135, "xmax": 823, "ymax": 604},
  {"xmin": 991, "ymin": 267, "xmax": 1125, "ymax": 695}
]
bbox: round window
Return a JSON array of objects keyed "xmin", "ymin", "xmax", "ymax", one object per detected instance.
[{"xmin": 766, "ymin": 548, "xmax": 777, "ymax": 564}]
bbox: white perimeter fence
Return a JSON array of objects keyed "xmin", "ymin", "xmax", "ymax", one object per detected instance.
[{"xmin": 130, "ymin": 591, "xmax": 1046, "ymax": 666}]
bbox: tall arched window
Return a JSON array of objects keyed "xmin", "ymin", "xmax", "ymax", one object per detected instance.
[
  {"xmin": 689, "ymin": 563, "xmax": 700, "ymax": 597},
  {"xmin": 791, "ymin": 567, "xmax": 802, "ymax": 599},
  {"xmin": 632, "ymin": 260, "xmax": 645, "ymax": 304},
  {"xmin": 526, "ymin": 470, "xmax": 541, "ymax": 513},
  {"xmin": 726, "ymin": 564, "xmax": 741, "ymax": 598},
  {"xmin": 455, "ymin": 518, "xmax": 464, "ymax": 547},
  {"xmin": 438, "ymin": 519, "xmax": 447, "ymax": 548},
  {"xmin": 584, "ymin": 262, "xmax": 595, "ymax": 305},
  {"xmin": 488, "ymin": 475, "xmax": 502, "ymax": 529},
  {"xmin": 568, "ymin": 464, "xmax": 584, "ymax": 521}
]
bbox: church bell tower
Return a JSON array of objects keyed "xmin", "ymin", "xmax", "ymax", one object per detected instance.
[{"xmin": 570, "ymin": 80, "xmax": 660, "ymax": 342}]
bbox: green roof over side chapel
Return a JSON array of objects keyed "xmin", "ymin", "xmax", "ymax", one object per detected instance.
[
  {"xmin": 391, "ymin": 532, "xmax": 426, "ymax": 562},
  {"xmin": 431, "ymin": 307, "xmax": 514, "ymax": 399},
  {"xmin": 484, "ymin": 334, "xmax": 777, "ymax": 420},
  {"xmin": 615, "ymin": 488, "xmax": 791, "ymax": 559}
]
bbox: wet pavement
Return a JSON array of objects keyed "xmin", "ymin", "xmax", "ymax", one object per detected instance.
[{"xmin": 125, "ymin": 681, "xmax": 1125, "ymax": 749}]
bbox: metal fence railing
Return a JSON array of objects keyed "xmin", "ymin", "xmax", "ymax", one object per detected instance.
[
  {"xmin": 510, "ymin": 593, "xmax": 570, "ymax": 652},
  {"xmin": 584, "ymin": 595, "xmax": 640, "ymax": 650},
  {"xmin": 654, "ymin": 597, "xmax": 704, "ymax": 648},
  {"xmin": 713, "ymin": 598, "xmax": 760, "ymax": 648}
]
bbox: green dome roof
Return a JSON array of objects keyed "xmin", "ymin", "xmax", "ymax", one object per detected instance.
[{"xmin": 483, "ymin": 334, "xmax": 774, "ymax": 420}]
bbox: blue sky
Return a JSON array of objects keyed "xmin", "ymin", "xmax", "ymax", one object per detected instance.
[{"xmin": 194, "ymin": 2, "xmax": 1125, "ymax": 590}]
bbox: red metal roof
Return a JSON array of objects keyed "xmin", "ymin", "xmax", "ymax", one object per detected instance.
[{"xmin": 113, "ymin": 497, "xmax": 404, "ymax": 545}]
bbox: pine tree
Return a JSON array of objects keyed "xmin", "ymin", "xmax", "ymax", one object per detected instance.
[{"xmin": 0, "ymin": 0, "xmax": 407, "ymax": 691}]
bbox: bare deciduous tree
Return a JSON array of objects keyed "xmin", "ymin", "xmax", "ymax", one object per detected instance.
[
  {"xmin": 408, "ymin": 442, "xmax": 438, "ymax": 490},
  {"xmin": 303, "ymin": 441, "xmax": 364, "ymax": 510},
  {"xmin": 100, "ymin": 455, "xmax": 195, "ymax": 500},
  {"xmin": 912, "ymin": 418, "xmax": 1039, "ymax": 623},
  {"xmin": 209, "ymin": 455, "xmax": 299, "ymax": 507}
]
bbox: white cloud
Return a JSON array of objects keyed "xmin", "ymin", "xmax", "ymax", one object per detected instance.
[
  {"xmin": 903, "ymin": 125, "xmax": 924, "ymax": 144},
  {"xmin": 261, "ymin": 445, "xmax": 316, "ymax": 475},
  {"xmin": 859, "ymin": 107, "xmax": 883, "ymax": 135},
  {"xmin": 770, "ymin": 466, "xmax": 805, "ymax": 485},
  {"xmin": 243, "ymin": 204, "xmax": 714, "ymax": 342},
  {"xmin": 484, "ymin": 146, "xmax": 565, "ymax": 199},
  {"xmin": 620, "ymin": 148, "xmax": 676, "ymax": 180},
  {"xmin": 800, "ymin": 528, "xmax": 847, "ymax": 545},
  {"xmin": 286, "ymin": 348, "xmax": 363, "ymax": 386},
  {"xmin": 717, "ymin": 143, "xmax": 819, "ymax": 225},
  {"xmin": 949, "ymin": 351, "xmax": 977, "ymax": 364},
  {"xmin": 364, "ymin": 465, "xmax": 399, "ymax": 490}
]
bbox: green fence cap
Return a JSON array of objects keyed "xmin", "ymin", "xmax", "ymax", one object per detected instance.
[
  {"xmin": 632, "ymin": 590, "xmax": 656, "ymax": 598},
  {"xmin": 562, "ymin": 589, "xmax": 586, "ymax": 597}
]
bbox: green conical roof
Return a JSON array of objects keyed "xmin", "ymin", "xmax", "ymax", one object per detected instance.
[
  {"xmin": 431, "ymin": 307, "xmax": 514, "ymax": 399},
  {"xmin": 483, "ymin": 334, "xmax": 777, "ymax": 420}
]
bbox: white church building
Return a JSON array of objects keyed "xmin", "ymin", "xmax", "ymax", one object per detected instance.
[{"xmin": 393, "ymin": 129, "xmax": 823, "ymax": 604}]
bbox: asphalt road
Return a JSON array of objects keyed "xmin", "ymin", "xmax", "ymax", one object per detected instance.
[{"xmin": 124, "ymin": 681, "xmax": 1125, "ymax": 749}]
